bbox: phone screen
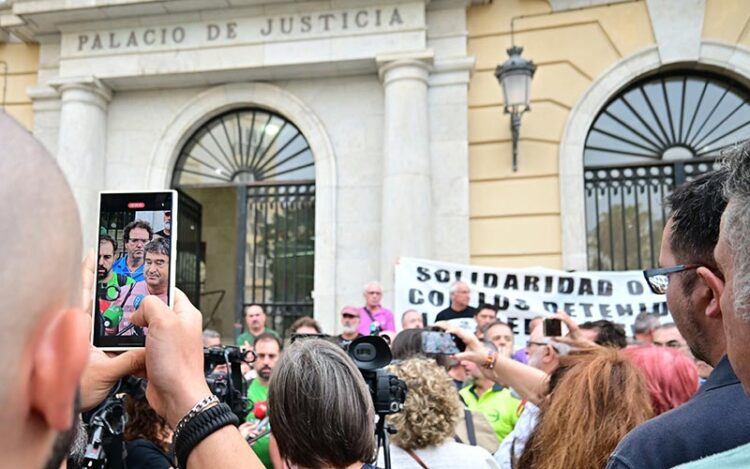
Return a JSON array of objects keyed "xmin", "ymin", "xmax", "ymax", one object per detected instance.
[
  {"xmin": 543, "ymin": 318, "xmax": 562, "ymax": 337},
  {"xmin": 421, "ymin": 331, "xmax": 465, "ymax": 355},
  {"xmin": 93, "ymin": 191, "xmax": 176, "ymax": 349}
]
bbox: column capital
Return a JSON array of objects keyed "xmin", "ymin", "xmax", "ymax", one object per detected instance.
[
  {"xmin": 48, "ymin": 76, "xmax": 112, "ymax": 110},
  {"xmin": 27, "ymin": 85, "xmax": 61, "ymax": 112},
  {"xmin": 377, "ymin": 50, "xmax": 434, "ymax": 86},
  {"xmin": 429, "ymin": 56, "xmax": 476, "ymax": 87}
]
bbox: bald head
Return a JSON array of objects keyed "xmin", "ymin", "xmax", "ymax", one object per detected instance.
[{"xmin": 0, "ymin": 112, "xmax": 83, "ymax": 401}]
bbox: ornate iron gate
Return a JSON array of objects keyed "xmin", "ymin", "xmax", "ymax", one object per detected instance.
[
  {"xmin": 176, "ymin": 190, "xmax": 202, "ymax": 307},
  {"xmin": 584, "ymin": 159, "xmax": 720, "ymax": 271},
  {"xmin": 237, "ymin": 182, "xmax": 315, "ymax": 335},
  {"xmin": 584, "ymin": 70, "xmax": 750, "ymax": 271}
]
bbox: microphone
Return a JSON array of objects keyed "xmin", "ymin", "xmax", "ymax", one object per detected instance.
[
  {"xmin": 133, "ymin": 294, "xmax": 144, "ymax": 310},
  {"xmin": 102, "ymin": 305, "xmax": 124, "ymax": 331},
  {"xmin": 251, "ymin": 401, "xmax": 270, "ymax": 436},
  {"xmin": 253, "ymin": 401, "xmax": 268, "ymax": 420}
]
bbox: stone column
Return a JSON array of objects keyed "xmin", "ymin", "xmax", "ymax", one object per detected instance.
[
  {"xmin": 26, "ymin": 85, "xmax": 61, "ymax": 156},
  {"xmin": 377, "ymin": 51, "xmax": 434, "ymax": 301},
  {"xmin": 428, "ymin": 56, "xmax": 475, "ymax": 265},
  {"xmin": 50, "ymin": 76, "xmax": 112, "ymax": 251}
]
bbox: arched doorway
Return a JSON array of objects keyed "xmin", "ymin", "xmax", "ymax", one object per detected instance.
[
  {"xmin": 172, "ymin": 107, "xmax": 316, "ymax": 338},
  {"xmin": 583, "ymin": 71, "xmax": 750, "ymax": 270}
]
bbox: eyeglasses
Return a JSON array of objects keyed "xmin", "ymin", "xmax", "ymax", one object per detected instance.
[
  {"xmin": 127, "ymin": 238, "xmax": 150, "ymax": 245},
  {"xmin": 526, "ymin": 340, "xmax": 548, "ymax": 348},
  {"xmin": 366, "ymin": 291, "xmax": 382, "ymax": 295},
  {"xmin": 342, "ymin": 313, "xmax": 358, "ymax": 319},
  {"xmin": 642, "ymin": 264, "xmax": 701, "ymax": 294}
]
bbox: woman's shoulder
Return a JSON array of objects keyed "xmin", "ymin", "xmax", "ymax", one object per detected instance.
[{"xmin": 427, "ymin": 440, "xmax": 499, "ymax": 466}]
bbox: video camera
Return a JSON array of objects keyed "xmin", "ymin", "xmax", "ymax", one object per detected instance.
[
  {"xmin": 346, "ymin": 335, "xmax": 407, "ymax": 415},
  {"xmin": 346, "ymin": 335, "xmax": 406, "ymax": 469},
  {"xmin": 204, "ymin": 345, "xmax": 255, "ymax": 421}
]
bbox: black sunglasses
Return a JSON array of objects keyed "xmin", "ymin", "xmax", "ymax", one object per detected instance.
[{"xmin": 642, "ymin": 264, "xmax": 701, "ymax": 294}]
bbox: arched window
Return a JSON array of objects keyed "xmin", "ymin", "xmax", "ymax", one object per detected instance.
[
  {"xmin": 173, "ymin": 109, "xmax": 314, "ymax": 187},
  {"xmin": 584, "ymin": 71, "xmax": 750, "ymax": 270},
  {"xmin": 173, "ymin": 109, "xmax": 315, "ymax": 333}
]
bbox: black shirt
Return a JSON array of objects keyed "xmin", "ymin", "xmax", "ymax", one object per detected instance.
[
  {"xmin": 126, "ymin": 439, "xmax": 173, "ymax": 469},
  {"xmin": 607, "ymin": 356, "xmax": 750, "ymax": 468},
  {"xmin": 435, "ymin": 305, "xmax": 477, "ymax": 322},
  {"xmin": 337, "ymin": 333, "xmax": 364, "ymax": 349}
]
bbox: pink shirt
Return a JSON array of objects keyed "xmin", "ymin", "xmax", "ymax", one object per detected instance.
[
  {"xmin": 357, "ymin": 305, "xmax": 396, "ymax": 335},
  {"xmin": 119, "ymin": 281, "xmax": 168, "ymax": 335}
]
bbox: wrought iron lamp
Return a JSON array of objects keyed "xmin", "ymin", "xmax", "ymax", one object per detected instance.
[{"xmin": 495, "ymin": 46, "xmax": 536, "ymax": 171}]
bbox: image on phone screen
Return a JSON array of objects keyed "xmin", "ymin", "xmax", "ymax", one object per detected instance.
[
  {"xmin": 421, "ymin": 331, "xmax": 463, "ymax": 355},
  {"xmin": 93, "ymin": 191, "xmax": 176, "ymax": 349}
]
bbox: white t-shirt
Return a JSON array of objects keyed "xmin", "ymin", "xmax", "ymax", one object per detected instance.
[
  {"xmin": 494, "ymin": 401, "xmax": 540, "ymax": 469},
  {"xmin": 379, "ymin": 439, "xmax": 500, "ymax": 469}
]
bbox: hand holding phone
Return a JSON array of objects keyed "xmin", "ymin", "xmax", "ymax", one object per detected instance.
[{"xmin": 93, "ymin": 190, "xmax": 177, "ymax": 350}]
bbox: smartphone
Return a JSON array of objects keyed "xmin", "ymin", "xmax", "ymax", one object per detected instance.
[
  {"xmin": 421, "ymin": 331, "xmax": 466, "ymax": 355},
  {"xmin": 543, "ymin": 318, "xmax": 562, "ymax": 337},
  {"xmin": 93, "ymin": 190, "xmax": 177, "ymax": 350}
]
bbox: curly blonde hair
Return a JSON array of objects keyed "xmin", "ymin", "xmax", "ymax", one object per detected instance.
[{"xmin": 387, "ymin": 357, "xmax": 462, "ymax": 449}]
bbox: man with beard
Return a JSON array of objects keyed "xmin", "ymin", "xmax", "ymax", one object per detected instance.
[
  {"xmin": 607, "ymin": 168, "xmax": 750, "ymax": 468},
  {"xmin": 113, "ymin": 219, "xmax": 153, "ymax": 282},
  {"xmin": 154, "ymin": 210, "xmax": 171, "ymax": 240},
  {"xmin": 495, "ymin": 323, "xmax": 569, "ymax": 468},
  {"xmin": 1, "ymin": 111, "xmax": 269, "ymax": 469},
  {"xmin": 240, "ymin": 333, "xmax": 282, "ymax": 468},
  {"xmin": 98, "ymin": 234, "xmax": 137, "ymax": 335},
  {"xmin": 336, "ymin": 306, "xmax": 364, "ymax": 347}
]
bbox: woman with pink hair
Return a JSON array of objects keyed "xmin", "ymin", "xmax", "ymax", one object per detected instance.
[{"xmin": 624, "ymin": 346, "xmax": 700, "ymax": 415}]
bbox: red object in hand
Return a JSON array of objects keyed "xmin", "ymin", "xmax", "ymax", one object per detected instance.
[{"xmin": 253, "ymin": 401, "xmax": 268, "ymax": 420}]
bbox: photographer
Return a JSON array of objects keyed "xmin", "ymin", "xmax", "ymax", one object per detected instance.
[
  {"xmin": 0, "ymin": 112, "xmax": 263, "ymax": 469},
  {"xmin": 269, "ymin": 338, "xmax": 377, "ymax": 468}
]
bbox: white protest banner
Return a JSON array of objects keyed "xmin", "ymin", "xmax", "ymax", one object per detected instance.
[{"xmin": 394, "ymin": 257, "xmax": 671, "ymax": 348}]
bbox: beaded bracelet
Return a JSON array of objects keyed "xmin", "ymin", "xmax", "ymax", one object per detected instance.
[{"xmin": 482, "ymin": 351, "xmax": 497, "ymax": 370}]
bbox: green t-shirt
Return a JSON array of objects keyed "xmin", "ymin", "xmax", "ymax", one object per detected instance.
[
  {"xmin": 236, "ymin": 327, "xmax": 280, "ymax": 347},
  {"xmin": 459, "ymin": 383, "xmax": 521, "ymax": 443},
  {"xmin": 246, "ymin": 378, "xmax": 271, "ymax": 468}
]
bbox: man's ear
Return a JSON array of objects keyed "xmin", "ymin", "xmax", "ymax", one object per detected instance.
[
  {"xmin": 697, "ymin": 267, "xmax": 724, "ymax": 319},
  {"xmin": 30, "ymin": 307, "xmax": 90, "ymax": 431},
  {"xmin": 542, "ymin": 345, "xmax": 555, "ymax": 364}
]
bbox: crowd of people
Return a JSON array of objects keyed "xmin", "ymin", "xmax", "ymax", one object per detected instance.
[
  {"xmin": 6, "ymin": 108, "xmax": 750, "ymax": 469},
  {"xmin": 98, "ymin": 214, "xmax": 172, "ymax": 337}
]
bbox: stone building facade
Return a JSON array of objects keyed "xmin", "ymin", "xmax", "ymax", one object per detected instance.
[{"xmin": 1, "ymin": 0, "xmax": 480, "ymax": 336}]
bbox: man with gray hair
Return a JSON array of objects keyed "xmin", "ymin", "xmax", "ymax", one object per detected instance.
[
  {"xmin": 203, "ymin": 328, "xmax": 222, "ymax": 347},
  {"xmin": 358, "ymin": 280, "xmax": 395, "ymax": 335},
  {"xmin": 436, "ymin": 281, "xmax": 477, "ymax": 323},
  {"xmin": 632, "ymin": 310, "xmax": 660, "ymax": 344},
  {"xmin": 401, "ymin": 309, "xmax": 424, "ymax": 329},
  {"xmin": 496, "ymin": 322, "xmax": 568, "ymax": 468}
]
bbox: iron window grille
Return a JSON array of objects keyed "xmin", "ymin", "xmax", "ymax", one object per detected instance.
[{"xmin": 584, "ymin": 71, "xmax": 750, "ymax": 271}]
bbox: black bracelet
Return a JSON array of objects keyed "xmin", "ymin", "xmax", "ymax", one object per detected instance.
[{"xmin": 173, "ymin": 403, "xmax": 239, "ymax": 469}]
